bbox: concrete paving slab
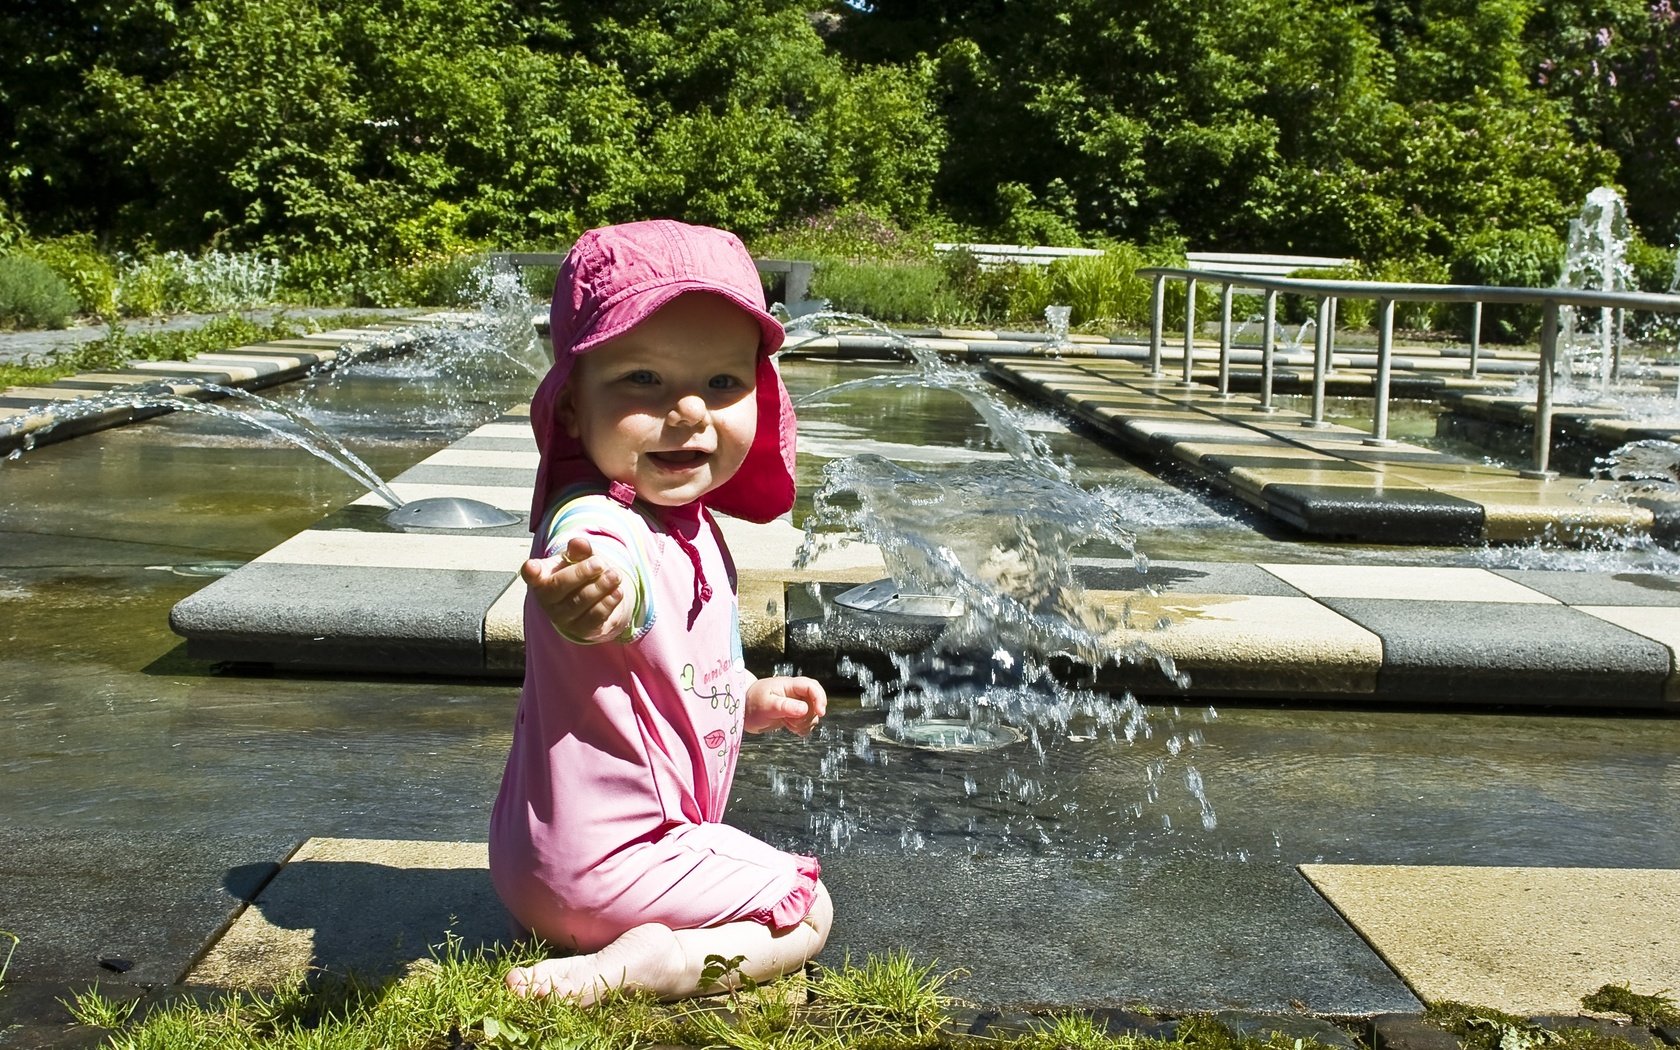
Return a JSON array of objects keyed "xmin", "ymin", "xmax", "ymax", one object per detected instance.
[
  {"xmin": 421, "ymin": 447, "xmax": 541, "ymax": 470},
  {"xmin": 1259, "ymin": 484, "xmax": 1485, "ymax": 543},
  {"xmin": 186, "ymin": 838, "xmax": 1419, "ymax": 1012},
  {"xmin": 1260, "ymin": 565, "xmax": 1560, "ymax": 604},
  {"xmin": 1493, "ymin": 569, "xmax": 1680, "ymax": 606},
  {"xmin": 170, "ymin": 562, "xmax": 519, "ymax": 672},
  {"xmin": 1093, "ymin": 592, "xmax": 1383, "ymax": 697},
  {"xmin": 824, "ymin": 851, "xmax": 1420, "ymax": 1013},
  {"xmin": 1317, "ymin": 597, "xmax": 1673, "ymax": 705},
  {"xmin": 0, "ymin": 828, "xmax": 302, "ymax": 987},
  {"xmin": 250, "ymin": 530, "xmax": 529, "ymax": 571},
  {"xmin": 1074, "ymin": 559, "xmax": 1308, "ymax": 597},
  {"xmin": 1571, "ymin": 605, "xmax": 1680, "ymax": 701},
  {"xmin": 349, "ymin": 483, "xmax": 534, "ymax": 513},
  {"xmin": 1300, "ymin": 865, "xmax": 1680, "ymax": 1015},
  {"xmin": 189, "ymin": 838, "xmax": 504, "ymax": 990}
]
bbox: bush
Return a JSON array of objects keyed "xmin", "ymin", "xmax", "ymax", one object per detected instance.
[
  {"xmin": 0, "ymin": 254, "xmax": 81, "ymax": 329},
  {"xmin": 1628, "ymin": 236, "xmax": 1678, "ymax": 295},
  {"xmin": 809, "ymin": 258, "xmax": 964, "ymax": 323},
  {"xmin": 754, "ymin": 204, "xmax": 935, "ymax": 264},
  {"xmin": 29, "ymin": 234, "xmax": 117, "ymax": 316},
  {"xmin": 115, "ymin": 250, "xmax": 281, "ymax": 316},
  {"xmin": 1450, "ymin": 227, "xmax": 1565, "ymax": 341},
  {"xmin": 351, "ymin": 252, "xmax": 489, "ymax": 308}
]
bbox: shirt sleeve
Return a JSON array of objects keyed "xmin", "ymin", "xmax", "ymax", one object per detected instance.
[{"xmin": 538, "ymin": 491, "xmax": 657, "ymax": 643}]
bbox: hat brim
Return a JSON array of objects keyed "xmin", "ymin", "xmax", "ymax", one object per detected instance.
[{"xmin": 570, "ymin": 279, "xmax": 786, "ymax": 361}]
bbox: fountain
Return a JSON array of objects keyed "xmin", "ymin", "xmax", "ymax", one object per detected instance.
[
  {"xmin": 0, "ymin": 266, "xmax": 542, "ymax": 530},
  {"xmin": 780, "ymin": 312, "xmax": 1212, "ymax": 850},
  {"xmin": 1559, "ymin": 186, "xmax": 1636, "ymax": 390}
]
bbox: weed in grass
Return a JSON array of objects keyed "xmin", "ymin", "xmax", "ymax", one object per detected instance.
[
  {"xmin": 61, "ymin": 984, "xmax": 140, "ymax": 1030},
  {"xmin": 1581, "ymin": 983, "xmax": 1680, "ymax": 1027},
  {"xmin": 1430, "ymin": 1000, "xmax": 1658, "ymax": 1050},
  {"xmin": 807, "ymin": 949, "xmax": 956, "ymax": 1041}
]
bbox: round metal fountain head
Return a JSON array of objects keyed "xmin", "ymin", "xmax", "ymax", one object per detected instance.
[
  {"xmin": 868, "ymin": 717, "xmax": 1025, "ymax": 752},
  {"xmin": 831, "ymin": 578, "xmax": 964, "ymax": 626},
  {"xmin": 384, "ymin": 496, "xmax": 522, "ymax": 531}
]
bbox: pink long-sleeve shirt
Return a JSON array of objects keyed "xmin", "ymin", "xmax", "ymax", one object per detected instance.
[{"xmin": 489, "ymin": 488, "xmax": 818, "ymax": 952}]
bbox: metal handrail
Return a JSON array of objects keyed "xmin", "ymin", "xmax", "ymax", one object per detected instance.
[{"xmin": 1137, "ymin": 266, "xmax": 1680, "ymax": 476}]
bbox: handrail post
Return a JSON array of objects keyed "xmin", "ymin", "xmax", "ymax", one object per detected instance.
[
  {"xmin": 1259, "ymin": 288, "xmax": 1278, "ymax": 411},
  {"xmin": 1305, "ymin": 295, "xmax": 1333, "ymax": 428},
  {"xmin": 1364, "ymin": 298, "xmax": 1396, "ymax": 445},
  {"xmin": 1148, "ymin": 273, "xmax": 1167, "ymax": 376},
  {"xmin": 1218, "ymin": 283, "xmax": 1234, "ymax": 396},
  {"xmin": 1523, "ymin": 300, "xmax": 1560, "ymax": 478},
  {"xmin": 1468, "ymin": 301, "xmax": 1482, "ymax": 378},
  {"xmin": 1611, "ymin": 306, "xmax": 1624, "ymax": 382},
  {"xmin": 1181, "ymin": 277, "xmax": 1198, "ymax": 384}
]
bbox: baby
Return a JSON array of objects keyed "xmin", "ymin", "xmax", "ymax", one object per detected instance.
[{"xmin": 489, "ymin": 220, "xmax": 832, "ymax": 1004}]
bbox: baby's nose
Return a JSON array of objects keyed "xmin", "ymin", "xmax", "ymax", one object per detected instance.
[{"xmin": 667, "ymin": 393, "xmax": 707, "ymax": 426}]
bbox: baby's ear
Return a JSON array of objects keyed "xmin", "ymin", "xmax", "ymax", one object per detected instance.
[{"xmin": 558, "ymin": 386, "xmax": 580, "ymax": 438}]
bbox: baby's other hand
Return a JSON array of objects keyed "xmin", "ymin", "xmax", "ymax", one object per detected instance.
[
  {"xmin": 522, "ymin": 535, "xmax": 630, "ymax": 644},
  {"xmin": 745, "ymin": 676, "xmax": 827, "ymax": 736}
]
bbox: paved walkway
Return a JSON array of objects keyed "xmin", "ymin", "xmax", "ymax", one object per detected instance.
[{"xmin": 0, "ymin": 307, "xmax": 422, "ymax": 365}]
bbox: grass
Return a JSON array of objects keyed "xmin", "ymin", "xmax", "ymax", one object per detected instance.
[
  {"xmin": 1579, "ymin": 984, "xmax": 1680, "ymax": 1027},
  {"xmin": 45, "ymin": 934, "xmax": 1323, "ymax": 1050},
  {"xmin": 48, "ymin": 936, "xmax": 1680, "ymax": 1050},
  {"xmin": 1427, "ymin": 995, "xmax": 1676, "ymax": 1050},
  {"xmin": 0, "ymin": 311, "xmax": 394, "ymax": 391}
]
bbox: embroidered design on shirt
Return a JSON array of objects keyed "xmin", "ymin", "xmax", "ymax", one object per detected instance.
[{"xmin": 680, "ymin": 664, "xmax": 740, "ymax": 759}]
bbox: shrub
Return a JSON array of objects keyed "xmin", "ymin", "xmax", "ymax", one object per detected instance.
[
  {"xmin": 754, "ymin": 204, "xmax": 933, "ymax": 263},
  {"xmin": 1450, "ymin": 227, "xmax": 1565, "ymax": 341},
  {"xmin": 29, "ymin": 234, "xmax": 118, "ymax": 316},
  {"xmin": 1628, "ymin": 236, "xmax": 1677, "ymax": 294},
  {"xmin": 809, "ymin": 258, "xmax": 964, "ymax": 323},
  {"xmin": 350, "ymin": 252, "xmax": 488, "ymax": 308},
  {"xmin": 0, "ymin": 254, "xmax": 81, "ymax": 329}
]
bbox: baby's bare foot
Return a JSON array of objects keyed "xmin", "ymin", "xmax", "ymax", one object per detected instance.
[{"xmin": 506, "ymin": 923, "xmax": 686, "ymax": 1004}]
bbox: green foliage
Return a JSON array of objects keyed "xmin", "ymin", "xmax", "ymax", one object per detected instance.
[
  {"xmin": 1428, "ymin": 1000, "xmax": 1657, "ymax": 1050},
  {"xmin": 3, "ymin": 0, "xmax": 1674, "ymax": 287},
  {"xmin": 0, "ymin": 254, "xmax": 80, "ymax": 330},
  {"xmin": 353, "ymin": 253, "xmax": 487, "ymax": 308},
  {"xmin": 28, "ymin": 234, "xmax": 118, "ymax": 317},
  {"xmin": 117, "ymin": 250, "xmax": 284, "ymax": 316},
  {"xmin": 1526, "ymin": 0, "xmax": 1680, "ymax": 236},
  {"xmin": 1627, "ymin": 236, "xmax": 1678, "ymax": 294},
  {"xmin": 1580, "ymin": 982, "xmax": 1680, "ymax": 1027},
  {"xmin": 1450, "ymin": 226, "xmax": 1567, "ymax": 341},
  {"xmin": 807, "ymin": 949, "xmax": 955, "ymax": 1041},
  {"xmin": 754, "ymin": 204, "xmax": 935, "ymax": 264},
  {"xmin": 811, "ymin": 257, "xmax": 962, "ymax": 323}
]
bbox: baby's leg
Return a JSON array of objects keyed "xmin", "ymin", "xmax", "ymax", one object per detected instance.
[{"xmin": 508, "ymin": 881, "xmax": 833, "ymax": 1004}]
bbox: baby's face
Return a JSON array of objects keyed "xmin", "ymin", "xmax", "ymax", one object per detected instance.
[{"xmin": 561, "ymin": 292, "xmax": 760, "ymax": 508}]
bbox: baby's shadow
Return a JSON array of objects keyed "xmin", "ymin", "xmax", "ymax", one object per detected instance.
[{"xmin": 218, "ymin": 856, "xmax": 512, "ymax": 987}]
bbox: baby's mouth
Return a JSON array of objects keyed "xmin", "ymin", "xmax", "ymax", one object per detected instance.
[{"xmin": 649, "ymin": 449, "xmax": 708, "ymax": 466}]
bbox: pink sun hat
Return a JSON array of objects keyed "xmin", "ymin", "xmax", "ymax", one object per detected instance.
[{"xmin": 528, "ymin": 220, "xmax": 796, "ymax": 528}]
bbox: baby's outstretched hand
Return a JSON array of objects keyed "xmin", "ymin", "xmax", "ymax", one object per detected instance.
[
  {"xmin": 522, "ymin": 535, "xmax": 631, "ymax": 644},
  {"xmin": 745, "ymin": 675, "xmax": 827, "ymax": 736}
]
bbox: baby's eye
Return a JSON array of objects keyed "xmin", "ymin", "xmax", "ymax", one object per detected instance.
[
  {"xmin": 708, "ymin": 374, "xmax": 745, "ymax": 391},
  {"xmin": 624, "ymin": 369, "xmax": 658, "ymax": 385}
]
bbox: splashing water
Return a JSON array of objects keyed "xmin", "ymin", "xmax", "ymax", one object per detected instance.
[
  {"xmin": 1560, "ymin": 187, "xmax": 1636, "ymax": 391},
  {"xmin": 3, "ymin": 263, "xmax": 545, "ymax": 509},
  {"xmin": 778, "ymin": 311, "xmax": 1212, "ymax": 853},
  {"xmin": 3, "ymin": 381, "xmax": 405, "ymax": 508}
]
